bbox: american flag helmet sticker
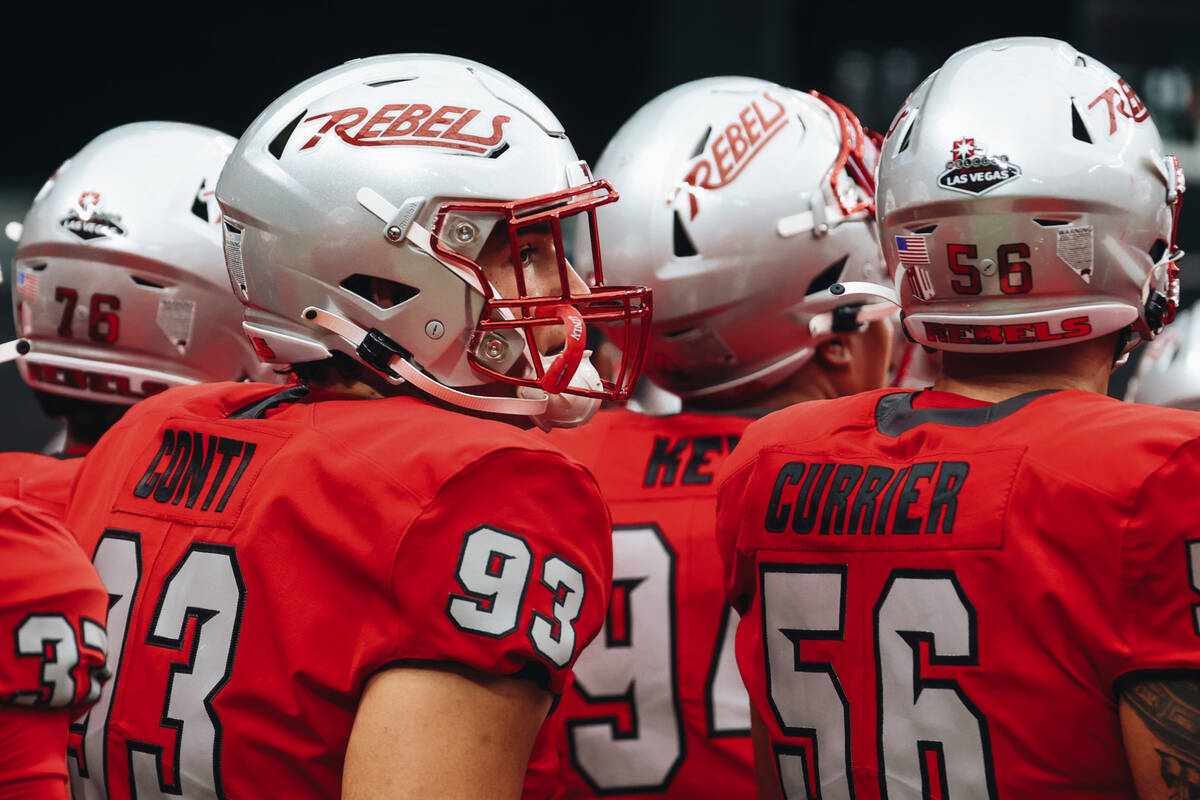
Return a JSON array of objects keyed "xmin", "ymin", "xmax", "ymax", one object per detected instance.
[
  {"xmin": 895, "ymin": 235, "xmax": 930, "ymax": 264},
  {"xmin": 905, "ymin": 265, "xmax": 936, "ymax": 301},
  {"xmin": 16, "ymin": 269, "xmax": 38, "ymax": 302}
]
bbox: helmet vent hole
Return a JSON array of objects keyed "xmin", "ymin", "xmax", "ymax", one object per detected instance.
[
  {"xmin": 807, "ymin": 256, "xmax": 849, "ymax": 296},
  {"xmin": 365, "ymin": 78, "xmax": 417, "ymax": 88},
  {"xmin": 1034, "ymin": 218, "xmax": 1070, "ymax": 227},
  {"xmin": 673, "ymin": 210, "xmax": 699, "ymax": 258},
  {"xmin": 912, "ymin": 224, "xmax": 937, "ymax": 234},
  {"xmin": 28, "ymin": 263, "xmax": 47, "ymax": 272},
  {"xmin": 1150, "ymin": 239, "xmax": 1168, "ymax": 263},
  {"xmin": 690, "ymin": 127, "xmax": 712, "ymax": 159},
  {"xmin": 1070, "ymin": 101, "xmax": 1092, "ymax": 144},
  {"xmin": 664, "ymin": 327, "xmax": 696, "ymax": 340},
  {"xmin": 131, "ymin": 276, "xmax": 166, "ymax": 289},
  {"xmin": 1075, "ymin": 56, "xmax": 1088, "ymax": 68},
  {"xmin": 191, "ymin": 180, "xmax": 212, "ymax": 222},
  {"xmin": 897, "ymin": 117, "xmax": 915, "ymax": 154},
  {"xmin": 340, "ymin": 274, "xmax": 420, "ymax": 309},
  {"xmin": 269, "ymin": 111, "xmax": 306, "ymax": 160},
  {"xmin": 488, "ymin": 142, "xmax": 510, "ymax": 159}
]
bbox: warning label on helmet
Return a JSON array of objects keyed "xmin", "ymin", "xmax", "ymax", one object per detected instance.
[{"xmin": 1056, "ymin": 226, "xmax": 1094, "ymax": 284}]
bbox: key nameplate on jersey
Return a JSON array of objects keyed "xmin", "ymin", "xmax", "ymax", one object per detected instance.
[
  {"xmin": 643, "ymin": 434, "xmax": 741, "ymax": 488},
  {"xmin": 742, "ymin": 447, "xmax": 1021, "ymax": 550},
  {"xmin": 117, "ymin": 424, "xmax": 285, "ymax": 524}
]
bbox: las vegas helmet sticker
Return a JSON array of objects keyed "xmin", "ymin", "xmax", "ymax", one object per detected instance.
[
  {"xmin": 59, "ymin": 191, "xmax": 126, "ymax": 241},
  {"xmin": 938, "ymin": 137, "xmax": 1021, "ymax": 195}
]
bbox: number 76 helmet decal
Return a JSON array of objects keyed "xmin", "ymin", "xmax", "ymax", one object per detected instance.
[
  {"xmin": 216, "ymin": 54, "xmax": 651, "ymax": 428},
  {"xmin": 876, "ymin": 37, "xmax": 1184, "ymax": 356},
  {"xmin": 5, "ymin": 122, "xmax": 279, "ymax": 404}
]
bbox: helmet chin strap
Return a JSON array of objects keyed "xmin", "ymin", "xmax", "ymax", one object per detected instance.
[
  {"xmin": 302, "ymin": 307, "xmax": 550, "ymax": 416},
  {"xmin": 0, "ymin": 338, "xmax": 30, "ymax": 364},
  {"xmin": 805, "ymin": 281, "xmax": 901, "ymax": 337}
]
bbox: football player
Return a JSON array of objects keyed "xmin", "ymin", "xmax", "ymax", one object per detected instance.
[
  {"xmin": 716, "ymin": 37, "xmax": 1200, "ymax": 799},
  {"xmin": 547, "ymin": 77, "xmax": 893, "ymax": 799},
  {"xmin": 0, "ymin": 498, "xmax": 108, "ymax": 798},
  {"xmin": 62, "ymin": 54, "xmax": 650, "ymax": 799},
  {"xmin": 0, "ymin": 122, "xmax": 277, "ymax": 515}
]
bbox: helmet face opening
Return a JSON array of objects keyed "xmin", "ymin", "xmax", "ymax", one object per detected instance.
[{"xmin": 429, "ymin": 179, "xmax": 652, "ymax": 401}]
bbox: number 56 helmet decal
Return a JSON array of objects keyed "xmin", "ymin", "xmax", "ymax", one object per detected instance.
[
  {"xmin": 580, "ymin": 76, "xmax": 891, "ymax": 402},
  {"xmin": 877, "ymin": 37, "xmax": 1184, "ymax": 355},
  {"xmin": 6, "ymin": 122, "xmax": 278, "ymax": 404},
  {"xmin": 216, "ymin": 54, "xmax": 651, "ymax": 428}
]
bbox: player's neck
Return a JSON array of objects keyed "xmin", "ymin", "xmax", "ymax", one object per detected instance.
[{"xmin": 932, "ymin": 333, "xmax": 1120, "ymax": 403}]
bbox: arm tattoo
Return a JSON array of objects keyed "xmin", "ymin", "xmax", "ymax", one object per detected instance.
[{"xmin": 1125, "ymin": 679, "xmax": 1200, "ymax": 799}]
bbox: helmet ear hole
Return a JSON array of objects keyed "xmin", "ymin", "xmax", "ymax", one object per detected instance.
[{"xmin": 339, "ymin": 274, "xmax": 420, "ymax": 309}]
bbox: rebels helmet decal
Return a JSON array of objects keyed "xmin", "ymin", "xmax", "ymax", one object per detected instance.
[
  {"xmin": 1087, "ymin": 78, "xmax": 1150, "ymax": 135},
  {"xmin": 672, "ymin": 90, "xmax": 788, "ymax": 220},
  {"xmin": 298, "ymin": 104, "xmax": 510, "ymax": 156}
]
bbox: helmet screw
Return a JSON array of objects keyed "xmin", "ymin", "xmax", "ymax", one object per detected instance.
[
  {"xmin": 453, "ymin": 220, "xmax": 477, "ymax": 244},
  {"xmin": 386, "ymin": 225, "xmax": 403, "ymax": 242},
  {"xmin": 830, "ymin": 283, "xmax": 846, "ymax": 296},
  {"xmin": 425, "ymin": 320, "xmax": 445, "ymax": 339},
  {"xmin": 481, "ymin": 333, "xmax": 507, "ymax": 360},
  {"xmin": 979, "ymin": 258, "xmax": 997, "ymax": 276}
]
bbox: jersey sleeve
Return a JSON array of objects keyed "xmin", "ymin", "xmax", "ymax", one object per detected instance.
[
  {"xmin": 389, "ymin": 448, "xmax": 612, "ymax": 694},
  {"xmin": 0, "ymin": 706, "xmax": 73, "ymax": 798},
  {"xmin": 715, "ymin": 419, "xmax": 772, "ymax": 616},
  {"xmin": 1115, "ymin": 436, "xmax": 1200, "ymax": 682},
  {"xmin": 0, "ymin": 503, "xmax": 110, "ymax": 717}
]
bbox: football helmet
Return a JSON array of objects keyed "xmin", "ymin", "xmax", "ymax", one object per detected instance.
[
  {"xmin": 1125, "ymin": 306, "xmax": 1200, "ymax": 409},
  {"xmin": 216, "ymin": 54, "xmax": 651, "ymax": 429},
  {"xmin": 7, "ymin": 122, "xmax": 278, "ymax": 405},
  {"xmin": 877, "ymin": 37, "xmax": 1184, "ymax": 355},
  {"xmin": 579, "ymin": 76, "xmax": 891, "ymax": 401}
]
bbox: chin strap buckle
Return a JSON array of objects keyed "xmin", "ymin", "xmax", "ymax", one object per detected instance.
[{"xmin": 356, "ymin": 328, "xmax": 411, "ymax": 380}]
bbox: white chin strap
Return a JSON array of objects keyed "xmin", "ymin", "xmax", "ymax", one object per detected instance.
[
  {"xmin": 303, "ymin": 307, "xmax": 549, "ymax": 417},
  {"xmin": 805, "ymin": 281, "xmax": 902, "ymax": 337},
  {"xmin": 0, "ymin": 339, "xmax": 30, "ymax": 364}
]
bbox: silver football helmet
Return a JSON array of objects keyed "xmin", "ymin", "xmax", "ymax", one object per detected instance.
[
  {"xmin": 8, "ymin": 122, "xmax": 278, "ymax": 404},
  {"xmin": 216, "ymin": 54, "xmax": 651, "ymax": 429},
  {"xmin": 1125, "ymin": 306, "xmax": 1200, "ymax": 409},
  {"xmin": 579, "ymin": 76, "xmax": 891, "ymax": 401},
  {"xmin": 877, "ymin": 37, "xmax": 1184, "ymax": 355}
]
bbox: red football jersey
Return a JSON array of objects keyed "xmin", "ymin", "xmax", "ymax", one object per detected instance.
[
  {"xmin": 717, "ymin": 388, "xmax": 1200, "ymax": 799},
  {"xmin": 62, "ymin": 381, "xmax": 612, "ymax": 800},
  {"xmin": 0, "ymin": 452, "xmax": 83, "ymax": 519},
  {"xmin": 0, "ymin": 497, "xmax": 109, "ymax": 798},
  {"xmin": 547, "ymin": 407, "xmax": 756, "ymax": 799}
]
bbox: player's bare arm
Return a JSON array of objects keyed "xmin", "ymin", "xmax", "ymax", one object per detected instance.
[
  {"xmin": 1121, "ymin": 677, "xmax": 1200, "ymax": 800},
  {"xmin": 342, "ymin": 663, "xmax": 552, "ymax": 800}
]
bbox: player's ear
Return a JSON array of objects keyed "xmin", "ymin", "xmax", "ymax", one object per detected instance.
[{"xmin": 816, "ymin": 336, "xmax": 853, "ymax": 369}]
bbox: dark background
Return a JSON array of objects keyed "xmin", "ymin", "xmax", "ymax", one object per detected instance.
[{"xmin": 1, "ymin": 0, "xmax": 1196, "ymax": 450}]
